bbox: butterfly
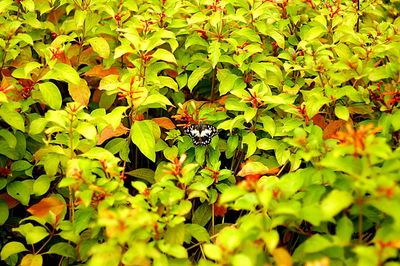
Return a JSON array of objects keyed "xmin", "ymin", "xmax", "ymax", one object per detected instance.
[{"xmin": 184, "ymin": 123, "xmax": 218, "ymax": 146}]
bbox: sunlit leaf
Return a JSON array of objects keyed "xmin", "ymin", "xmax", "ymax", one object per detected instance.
[
  {"xmin": 131, "ymin": 120, "xmax": 156, "ymax": 162},
  {"xmin": 38, "ymin": 82, "xmax": 62, "ymax": 110},
  {"xmin": 68, "ymin": 79, "xmax": 90, "ymax": 106},
  {"xmin": 1, "ymin": 241, "xmax": 27, "ymax": 261},
  {"xmin": 21, "ymin": 254, "xmax": 43, "ymax": 266},
  {"xmin": 27, "ymin": 196, "xmax": 65, "ymax": 218},
  {"xmin": 88, "ymin": 37, "xmax": 110, "ymax": 58}
]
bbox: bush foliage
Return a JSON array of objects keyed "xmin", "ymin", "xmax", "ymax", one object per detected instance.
[{"xmin": 1, "ymin": 0, "xmax": 400, "ymax": 265}]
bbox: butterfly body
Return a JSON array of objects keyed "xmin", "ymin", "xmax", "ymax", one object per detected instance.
[{"xmin": 185, "ymin": 123, "xmax": 218, "ymax": 146}]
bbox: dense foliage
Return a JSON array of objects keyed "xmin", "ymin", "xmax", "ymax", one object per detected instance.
[{"xmin": 1, "ymin": 0, "xmax": 400, "ymax": 265}]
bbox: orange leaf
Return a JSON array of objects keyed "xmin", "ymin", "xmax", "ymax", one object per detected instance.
[
  {"xmin": 323, "ymin": 120, "xmax": 346, "ymax": 139},
  {"xmin": 97, "ymin": 124, "xmax": 129, "ymax": 145},
  {"xmin": 152, "ymin": 117, "xmax": 176, "ymax": 130},
  {"xmin": 0, "ymin": 192, "xmax": 20, "ymax": 208},
  {"xmin": 216, "ymin": 95, "xmax": 228, "ymax": 105},
  {"xmin": 84, "ymin": 65, "xmax": 119, "ymax": 78},
  {"xmin": 0, "ymin": 77, "xmax": 15, "ymax": 94},
  {"xmin": 68, "ymin": 79, "xmax": 90, "ymax": 106},
  {"xmin": 272, "ymin": 248, "xmax": 292, "ymax": 266},
  {"xmin": 27, "ymin": 196, "xmax": 65, "ymax": 218},
  {"xmin": 92, "ymin": 89, "xmax": 102, "ymax": 103},
  {"xmin": 311, "ymin": 114, "xmax": 327, "ymax": 129}
]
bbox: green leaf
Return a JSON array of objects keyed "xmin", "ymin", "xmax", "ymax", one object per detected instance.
[
  {"xmin": 88, "ymin": 37, "xmax": 110, "ymax": 58},
  {"xmin": 0, "ymin": 129, "xmax": 17, "ymax": 148},
  {"xmin": 192, "ymin": 203, "xmax": 211, "ymax": 226},
  {"xmin": 41, "ymin": 63, "xmax": 80, "ymax": 85},
  {"xmin": 163, "ymin": 146, "xmax": 178, "ymax": 162},
  {"xmin": 208, "ymin": 41, "xmax": 221, "ymax": 68},
  {"xmin": 0, "ymin": 0, "xmax": 13, "ymax": 14},
  {"xmin": 302, "ymin": 234, "xmax": 332, "ymax": 253},
  {"xmin": 12, "ymin": 223, "xmax": 49, "ymax": 244},
  {"xmin": 220, "ymin": 186, "xmax": 247, "ymax": 204},
  {"xmin": 335, "ymin": 105, "xmax": 349, "ymax": 121},
  {"xmin": 11, "ymin": 160, "xmax": 32, "ymax": 172},
  {"xmin": 301, "ymin": 26, "xmax": 326, "ymax": 41},
  {"xmin": 141, "ymin": 94, "xmax": 173, "ymax": 109},
  {"xmin": 105, "ymin": 106, "xmax": 128, "ymax": 130},
  {"xmin": 188, "ymin": 66, "xmax": 211, "ymax": 91},
  {"xmin": 242, "ymin": 132, "xmax": 257, "ymax": 158},
  {"xmin": 7, "ymin": 181, "xmax": 30, "ymax": 206},
  {"xmin": 12, "ymin": 62, "xmax": 42, "ymax": 79},
  {"xmin": 1, "ymin": 241, "xmax": 27, "ymax": 261},
  {"xmin": 46, "ymin": 242, "xmax": 76, "ymax": 258},
  {"xmin": 0, "ymin": 108, "xmax": 25, "ymax": 132},
  {"xmin": 260, "ymin": 116, "xmax": 276, "ymax": 137},
  {"xmin": 38, "ymin": 82, "xmax": 62, "ymax": 110},
  {"xmin": 131, "ymin": 120, "xmax": 156, "ymax": 162},
  {"xmin": 320, "ymin": 190, "xmax": 353, "ymax": 220},
  {"xmin": 203, "ymin": 244, "xmax": 222, "ymax": 261},
  {"xmin": 232, "ymin": 28, "xmax": 261, "ymax": 43},
  {"xmin": 336, "ymin": 216, "xmax": 353, "ymax": 242},
  {"xmin": 0, "ymin": 200, "xmax": 9, "ymax": 225},
  {"xmin": 257, "ymin": 138, "xmax": 279, "ymax": 151},
  {"xmin": 391, "ymin": 110, "xmax": 400, "ymax": 131},
  {"xmin": 125, "ymin": 168, "xmax": 155, "ymax": 184},
  {"xmin": 217, "ymin": 69, "xmax": 246, "ymax": 95},
  {"xmin": 81, "ymin": 147, "xmax": 116, "ymax": 162},
  {"xmin": 29, "ymin": 118, "xmax": 47, "ymax": 135},
  {"xmin": 33, "ymin": 175, "xmax": 51, "ymax": 196},
  {"xmin": 152, "ymin": 48, "xmax": 176, "ymax": 63},
  {"xmin": 187, "ymin": 224, "xmax": 210, "ymax": 242},
  {"xmin": 76, "ymin": 122, "xmax": 97, "ymax": 140},
  {"xmin": 262, "ymin": 230, "xmax": 279, "ymax": 253},
  {"xmin": 368, "ymin": 65, "xmax": 392, "ymax": 81},
  {"xmin": 158, "ymin": 241, "xmax": 187, "ymax": 259}
]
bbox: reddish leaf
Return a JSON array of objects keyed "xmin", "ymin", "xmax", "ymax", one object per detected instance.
[
  {"xmin": 48, "ymin": 7, "xmax": 65, "ymax": 24},
  {"xmin": 213, "ymin": 202, "xmax": 227, "ymax": 217},
  {"xmin": 164, "ymin": 69, "xmax": 178, "ymax": 78},
  {"xmin": 0, "ymin": 192, "xmax": 20, "ymax": 209},
  {"xmin": 152, "ymin": 117, "xmax": 176, "ymax": 130},
  {"xmin": 97, "ymin": 124, "xmax": 129, "ymax": 145},
  {"xmin": 134, "ymin": 114, "xmax": 145, "ymax": 121},
  {"xmin": 84, "ymin": 65, "xmax": 119, "ymax": 78},
  {"xmin": 92, "ymin": 89, "xmax": 102, "ymax": 103},
  {"xmin": 27, "ymin": 196, "xmax": 65, "ymax": 218},
  {"xmin": 311, "ymin": 114, "xmax": 327, "ymax": 129},
  {"xmin": 323, "ymin": 120, "xmax": 346, "ymax": 139}
]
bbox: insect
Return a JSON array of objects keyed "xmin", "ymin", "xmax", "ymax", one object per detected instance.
[{"xmin": 184, "ymin": 123, "xmax": 218, "ymax": 146}]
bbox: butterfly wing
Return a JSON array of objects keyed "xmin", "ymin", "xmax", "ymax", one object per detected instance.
[{"xmin": 185, "ymin": 124, "xmax": 218, "ymax": 146}]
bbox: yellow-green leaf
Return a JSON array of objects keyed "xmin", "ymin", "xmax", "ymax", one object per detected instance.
[
  {"xmin": 131, "ymin": 120, "xmax": 156, "ymax": 162},
  {"xmin": 88, "ymin": 37, "xmax": 110, "ymax": 59},
  {"xmin": 38, "ymin": 82, "xmax": 62, "ymax": 110}
]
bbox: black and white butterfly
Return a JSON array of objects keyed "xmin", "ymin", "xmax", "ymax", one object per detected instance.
[{"xmin": 184, "ymin": 123, "xmax": 218, "ymax": 146}]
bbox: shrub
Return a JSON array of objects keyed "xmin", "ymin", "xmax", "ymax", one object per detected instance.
[{"xmin": 0, "ymin": 0, "xmax": 399, "ymax": 265}]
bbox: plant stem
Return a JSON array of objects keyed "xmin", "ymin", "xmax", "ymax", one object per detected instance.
[
  {"xmin": 357, "ymin": 194, "xmax": 363, "ymax": 244},
  {"xmin": 210, "ymin": 68, "xmax": 217, "ymax": 102}
]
